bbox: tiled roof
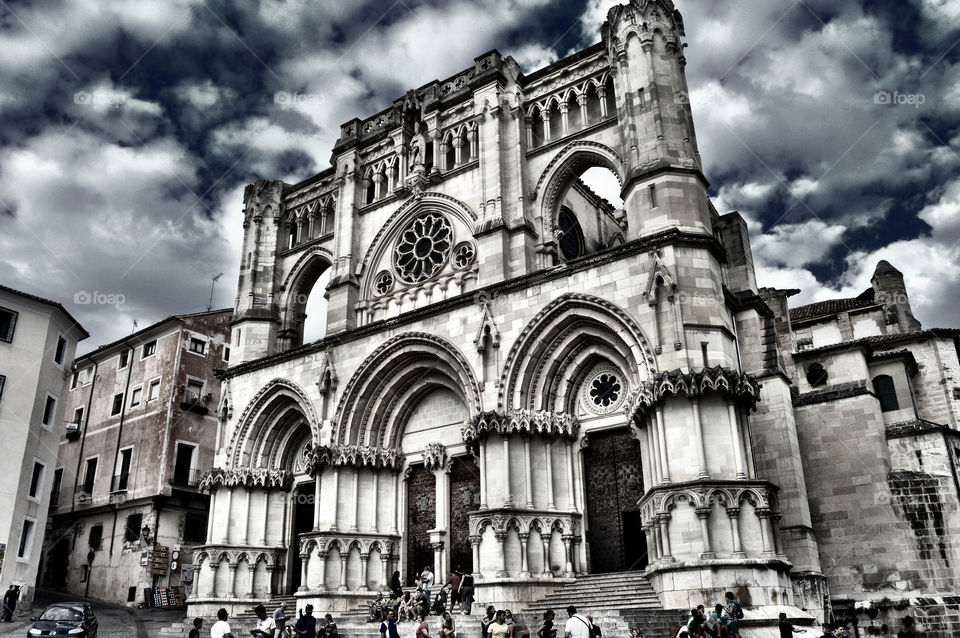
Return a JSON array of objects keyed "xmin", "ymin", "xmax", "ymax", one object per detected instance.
[
  {"xmin": 789, "ymin": 296, "xmax": 878, "ymax": 322},
  {"xmin": 0, "ymin": 283, "xmax": 89, "ymax": 339}
]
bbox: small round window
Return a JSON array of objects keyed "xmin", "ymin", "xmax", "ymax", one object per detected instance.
[{"xmin": 581, "ymin": 365, "xmax": 627, "ymax": 415}]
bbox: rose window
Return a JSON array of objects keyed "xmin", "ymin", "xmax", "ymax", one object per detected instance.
[
  {"xmin": 374, "ymin": 271, "xmax": 394, "ymax": 295},
  {"xmin": 581, "ymin": 366, "xmax": 627, "ymax": 415},
  {"xmin": 452, "ymin": 242, "xmax": 476, "ymax": 269},
  {"xmin": 394, "ymin": 213, "xmax": 453, "ymax": 283}
]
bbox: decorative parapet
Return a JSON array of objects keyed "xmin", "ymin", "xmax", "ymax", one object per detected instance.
[
  {"xmin": 638, "ymin": 479, "xmax": 780, "ymax": 525},
  {"xmin": 467, "ymin": 508, "xmax": 581, "ymax": 537},
  {"xmin": 198, "ymin": 467, "xmax": 293, "ymax": 492},
  {"xmin": 297, "ymin": 531, "xmax": 401, "ymax": 557},
  {"xmin": 626, "ymin": 366, "xmax": 761, "ymax": 423},
  {"xmin": 303, "ymin": 444, "xmax": 403, "ymax": 476},
  {"xmin": 461, "ymin": 409, "xmax": 579, "ymax": 447}
]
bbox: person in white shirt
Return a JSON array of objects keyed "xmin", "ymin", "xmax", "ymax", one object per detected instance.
[
  {"xmin": 252, "ymin": 605, "xmax": 277, "ymax": 638},
  {"xmin": 420, "ymin": 565, "xmax": 435, "ymax": 609},
  {"xmin": 210, "ymin": 608, "xmax": 235, "ymax": 638},
  {"xmin": 563, "ymin": 606, "xmax": 592, "ymax": 638}
]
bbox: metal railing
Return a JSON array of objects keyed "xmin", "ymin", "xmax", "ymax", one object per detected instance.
[
  {"xmin": 171, "ymin": 467, "xmax": 202, "ymax": 487},
  {"xmin": 110, "ymin": 473, "xmax": 130, "ymax": 493}
]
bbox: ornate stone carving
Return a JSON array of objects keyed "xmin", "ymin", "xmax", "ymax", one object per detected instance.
[
  {"xmin": 423, "ymin": 442, "xmax": 448, "ymax": 472},
  {"xmin": 199, "ymin": 467, "xmax": 293, "ymax": 491},
  {"xmin": 303, "ymin": 444, "xmax": 403, "ymax": 475},
  {"xmin": 626, "ymin": 366, "xmax": 762, "ymax": 423},
  {"xmin": 461, "ymin": 409, "xmax": 578, "ymax": 447}
]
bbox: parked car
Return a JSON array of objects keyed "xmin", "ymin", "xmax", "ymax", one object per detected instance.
[{"xmin": 27, "ymin": 602, "xmax": 98, "ymax": 637}]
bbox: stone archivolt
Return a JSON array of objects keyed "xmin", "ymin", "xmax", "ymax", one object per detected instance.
[{"xmin": 626, "ymin": 365, "xmax": 761, "ymax": 423}]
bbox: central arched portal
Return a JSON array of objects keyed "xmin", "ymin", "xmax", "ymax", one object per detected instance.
[{"xmin": 583, "ymin": 428, "xmax": 647, "ymax": 572}]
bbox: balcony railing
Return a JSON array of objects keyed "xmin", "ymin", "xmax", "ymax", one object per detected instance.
[
  {"xmin": 65, "ymin": 421, "xmax": 81, "ymax": 440},
  {"xmin": 179, "ymin": 390, "xmax": 210, "ymax": 415},
  {"xmin": 110, "ymin": 473, "xmax": 130, "ymax": 493},
  {"xmin": 171, "ymin": 467, "xmax": 202, "ymax": 488}
]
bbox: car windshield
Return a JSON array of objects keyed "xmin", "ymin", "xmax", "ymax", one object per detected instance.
[{"xmin": 40, "ymin": 607, "xmax": 84, "ymax": 621}]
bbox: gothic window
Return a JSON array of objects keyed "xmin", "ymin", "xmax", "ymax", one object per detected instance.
[
  {"xmin": 393, "ymin": 213, "xmax": 453, "ymax": 284},
  {"xmin": 585, "ymin": 83, "xmax": 602, "ymax": 123},
  {"xmin": 581, "ymin": 366, "xmax": 627, "ymax": 415},
  {"xmin": 460, "ymin": 129, "xmax": 472, "ymax": 163},
  {"xmin": 557, "ymin": 206, "xmax": 585, "ymax": 261},
  {"xmin": 452, "ymin": 242, "xmax": 476, "ymax": 269},
  {"xmin": 374, "ymin": 271, "xmax": 394, "ymax": 295},
  {"xmin": 873, "ymin": 375, "xmax": 900, "ymax": 412},
  {"xmin": 531, "ymin": 106, "xmax": 545, "ymax": 148}
]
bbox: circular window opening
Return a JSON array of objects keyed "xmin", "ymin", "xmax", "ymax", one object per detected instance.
[
  {"xmin": 393, "ymin": 213, "xmax": 453, "ymax": 284},
  {"xmin": 580, "ymin": 365, "xmax": 627, "ymax": 415}
]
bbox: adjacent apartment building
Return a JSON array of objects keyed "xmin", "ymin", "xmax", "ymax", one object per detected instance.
[
  {"xmin": 0, "ymin": 285, "xmax": 88, "ymax": 611},
  {"xmin": 43, "ymin": 309, "xmax": 230, "ymax": 606}
]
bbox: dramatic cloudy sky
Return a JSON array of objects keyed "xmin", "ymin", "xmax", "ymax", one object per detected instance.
[{"xmin": 1, "ymin": 0, "xmax": 958, "ymax": 352}]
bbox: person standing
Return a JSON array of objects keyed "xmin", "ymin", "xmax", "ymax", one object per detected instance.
[
  {"xmin": 778, "ymin": 613, "xmax": 806, "ymax": 638},
  {"xmin": 294, "ymin": 605, "xmax": 317, "ymax": 638},
  {"xmin": 323, "ymin": 613, "xmax": 338, "ymax": 638},
  {"xmin": 489, "ymin": 610, "xmax": 511, "ymax": 638},
  {"xmin": 459, "ymin": 572, "xmax": 475, "ymax": 615},
  {"xmin": 380, "ymin": 610, "xmax": 400, "ymax": 638},
  {"xmin": 1, "ymin": 585, "xmax": 18, "ymax": 622},
  {"xmin": 480, "ymin": 606, "xmax": 497, "ymax": 638},
  {"xmin": 446, "ymin": 567, "xmax": 462, "ymax": 613},
  {"xmin": 188, "ymin": 618, "xmax": 203, "ymax": 638},
  {"xmin": 722, "ymin": 592, "xmax": 742, "ymax": 638},
  {"xmin": 420, "ymin": 565, "xmax": 435, "ymax": 609},
  {"xmin": 252, "ymin": 605, "xmax": 277, "ymax": 638},
  {"xmin": 273, "ymin": 603, "xmax": 289, "ymax": 638},
  {"xmin": 537, "ymin": 609, "xmax": 557, "ymax": 638},
  {"xmin": 390, "ymin": 571, "xmax": 404, "ymax": 599},
  {"xmin": 563, "ymin": 606, "xmax": 592, "ymax": 638},
  {"xmin": 210, "ymin": 608, "xmax": 235, "ymax": 638}
]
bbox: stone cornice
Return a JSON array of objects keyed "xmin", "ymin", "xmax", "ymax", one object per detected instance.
[
  {"xmin": 304, "ymin": 444, "xmax": 404, "ymax": 474},
  {"xmin": 199, "ymin": 467, "xmax": 294, "ymax": 491},
  {"xmin": 627, "ymin": 366, "xmax": 761, "ymax": 423},
  {"xmin": 793, "ymin": 380, "xmax": 870, "ymax": 407},
  {"xmin": 461, "ymin": 409, "xmax": 579, "ymax": 448}
]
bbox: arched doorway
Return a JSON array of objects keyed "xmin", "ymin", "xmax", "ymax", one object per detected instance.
[
  {"xmin": 449, "ymin": 455, "xmax": 480, "ymax": 573},
  {"xmin": 406, "ymin": 463, "xmax": 435, "ymax": 585},
  {"xmin": 289, "ymin": 480, "xmax": 315, "ymax": 592},
  {"xmin": 583, "ymin": 428, "xmax": 647, "ymax": 572}
]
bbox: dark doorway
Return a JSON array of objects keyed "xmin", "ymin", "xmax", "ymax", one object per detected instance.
[
  {"xmin": 290, "ymin": 481, "xmax": 315, "ymax": 592},
  {"xmin": 583, "ymin": 428, "xmax": 646, "ymax": 572},
  {"xmin": 47, "ymin": 536, "xmax": 70, "ymax": 589},
  {"xmin": 406, "ymin": 464, "xmax": 435, "ymax": 585},
  {"xmin": 449, "ymin": 456, "xmax": 481, "ymax": 573}
]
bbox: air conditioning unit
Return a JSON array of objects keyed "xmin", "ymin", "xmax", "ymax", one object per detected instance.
[{"xmin": 65, "ymin": 421, "xmax": 80, "ymax": 434}]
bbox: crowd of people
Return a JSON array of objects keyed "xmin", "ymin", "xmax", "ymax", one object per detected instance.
[
  {"xmin": 368, "ymin": 565, "xmax": 476, "ymax": 623},
  {"xmin": 190, "ymin": 602, "xmax": 338, "ymax": 638}
]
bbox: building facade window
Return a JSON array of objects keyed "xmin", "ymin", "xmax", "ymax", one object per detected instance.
[
  {"xmin": 51, "ymin": 468, "xmax": 63, "ymax": 507},
  {"xmin": 118, "ymin": 350, "xmax": 129, "ymax": 369},
  {"xmin": 54, "ymin": 336, "xmax": 67, "ymax": 365},
  {"xmin": 130, "ymin": 387, "xmax": 142, "ymax": 407},
  {"xmin": 111, "ymin": 393, "xmax": 124, "ymax": 416},
  {"xmin": 873, "ymin": 374, "xmax": 900, "ymax": 412},
  {"xmin": 147, "ymin": 379, "xmax": 161, "ymax": 402},
  {"xmin": 89, "ymin": 524, "xmax": 103, "ymax": 550},
  {"xmin": 557, "ymin": 206, "xmax": 585, "ymax": 261},
  {"xmin": 142, "ymin": 340, "xmax": 157, "ymax": 358},
  {"xmin": 124, "ymin": 513, "xmax": 143, "ymax": 543},
  {"xmin": 42, "ymin": 394, "xmax": 57, "ymax": 426},
  {"xmin": 188, "ymin": 337, "xmax": 206, "ymax": 354},
  {"xmin": 82, "ymin": 457, "xmax": 98, "ymax": 495},
  {"xmin": 28, "ymin": 460, "xmax": 45, "ymax": 500},
  {"xmin": 17, "ymin": 518, "xmax": 35, "ymax": 560},
  {"xmin": 0, "ymin": 307, "xmax": 17, "ymax": 343},
  {"xmin": 113, "ymin": 448, "xmax": 132, "ymax": 492}
]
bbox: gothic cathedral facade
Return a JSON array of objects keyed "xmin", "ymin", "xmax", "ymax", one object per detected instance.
[{"xmin": 192, "ymin": 1, "xmax": 960, "ymax": 634}]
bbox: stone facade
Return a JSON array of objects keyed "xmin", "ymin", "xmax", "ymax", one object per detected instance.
[
  {"xmin": 189, "ymin": 1, "xmax": 958, "ymax": 636},
  {"xmin": 43, "ymin": 310, "xmax": 231, "ymax": 606}
]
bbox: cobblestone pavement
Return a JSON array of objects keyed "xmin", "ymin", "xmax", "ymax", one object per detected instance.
[{"xmin": 0, "ymin": 593, "xmax": 185, "ymax": 638}]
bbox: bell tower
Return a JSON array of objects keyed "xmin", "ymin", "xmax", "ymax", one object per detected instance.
[{"xmin": 603, "ymin": 0, "xmax": 711, "ymax": 238}]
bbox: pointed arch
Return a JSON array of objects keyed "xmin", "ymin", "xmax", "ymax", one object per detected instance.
[
  {"xmin": 333, "ymin": 332, "xmax": 482, "ymax": 448},
  {"xmin": 278, "ymin": 246, "xmax": 334, "ymax": 350},
  {"xmin": 499, "ymin": 294, "xmax": 656, "ymax": 412},
  {"xmin": 229, "ymin": 378, "xmax": 321, "ymax": 469}
]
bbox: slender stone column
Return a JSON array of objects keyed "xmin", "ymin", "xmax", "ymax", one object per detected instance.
[
  {"xmin": 518, "ymin": 533, "xmax": 531, "ymax": 578},
  {"xmin": 314, "ymin": 476, "xmax": 323, "ymax": 531},
  {"xmin": 696, "ymin": 507, "xmax": 715, "ymax": 559},
  {"xmin": 541, "ymin": 110, "xmax": 552, "ymax": 143},
  {"xmin": 260, "ymin": 490, "xmax": 270, "ymax": 545},
  {"xmin": 691, "ymin": 400, "xmax": 709, "ymax": 479},
  {"xmin": 727, "ymin": 508, "xmax": 745, "ymax": 557},
  {"xmin": 359, "ymin": 553, "xmax": 370, "ymax": 591},
  {"xmin": 246, "ymin": 565, "xmax": 257, "ymax": 598},
  {"xmin": 545, "ymin": 440, "xmax": 556, "ymax": 510},
  {"xmin": 523, "ymin": 437, "xmax": 534, "ymax": 508},
  {"xmin": 647, "ymin": 416, "xmax": 662, "ymax": 485},
  {"xmin": 578, "ymin": 94, "xmax": 588, "ymax": 128},
  {"xmin": 206, "ymin": 491, "xmax": 217, "ymax": 543},
  {"xmin": 338, "ymin": 553, "xmax": 348, "ymax": 591},
  {"xmin": 391, "ymin": 471, "xmax": 400, "ymax": 534},
  {"xmin": 351, "ymin": 468, "xmax": 360, "ymax": 532},
  {"xmin": 298, "ymin": 553, "xmax": 310, "ymax": 592},
  {"xmin": 502, "ymin": 436, "xmax": 513, "ymax": 506},
  {"xmin": 204, "ymin": 561, "xmax": 216, "ymax": 597},
  {"xmin": 561, "ymin": 535, "xmax": 574, "ymax": 577},
  {"xmin": 565, "ymin": 441, "xmax": 576, "ymax": 512},
  {"xmin": 479, "ymin": 439, "xmax": 488, "ymax": 509},
  {"xmin": 495, "ymin": 532, "xmax": 508, "ymax": 577},
  {"xmin": 773, "ymin": 513, "xmax": 784, "ymax": 557},
  {"xmin": 469, "ymin": 535, "xmax": 482, "ymax": 579},
  {"xmin": 265, "ymin": 564, "xmax": 276, "ymax": 596},
  {"xmin": 652, "ymin": 524, "xmax": 662, "ymax": 563},
  {"xmin": 381, "ymin": 550, "xmax": 389, "ymax": 588},
  {"xmin": 657, "ymin": 514, "xmax": 673, "ymax": 561},
  {"xmin": 541, "ymin": 533, "xmax": 552, "ymax": 577},
  {"xmin": 559, "ymin": 101, "xmax": 569, "ymax": 136},
  {"xmin": 728, "ymin": 403, "xmax": 747, "ymax": 479},
  {"xmin": 643, "ymin": 525, "xmax": 657, "ymax": 562},
  {"xmin": 598, "ymin": 86, "xmax": 608, "ymax": 118},
  {"xmin": 655, "ymin": 407, "xmax": 671, "ymax": 482},
  {"xmin": 739, "ymin": 408, "xmax": 757, "ymax": 479},
  {"xmin": 279, "ymin": 491, "xmax": 289, "ymax": 548},
  {"xmin": 228, "ymin": 564, "xmax": 238, "ymax": 598},
  {"xmin": 432, "ymin": 542, "xmax": 444, "ymax": 582},
  {"xmin": 315, "ymin": 551, "xmax": 328, "ymax": 591},
  {"xmin": 757, "ymin": 508, "xmax": 775, "ymax": 556},
  {"xmin": 220, "ymin": 488, "xmax": 233, "ymax": 543},
  {"xmin": 330, "ymin": 468, "xmax": 340, "ymax": 531},
  {"xmin": 371, "ymin": 470, "xmax": 380, "ymax": 533}
]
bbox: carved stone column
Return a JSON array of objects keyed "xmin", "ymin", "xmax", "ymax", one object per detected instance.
[
  {"xmin": 431, "ymin": 542, "xmax": 444, "ymax": 582},
  {"xmin": 577, "ymin": 93, "xmax": 588, "ymax": 128},
  {"xmin": 381, "ymin": 550, "xmax": 389, "ymax": 589},
  {"xmin": 315, "ymin": 551, "xmax": 328, "ymax": 591},
  {"xmin": 314, "ymin": 477, "xmax": 323, "ymax": 531},
  {"xmin": 469, "ymin": 535, "xmax": 482, "ymax": 579},
  {"xmin": 338, "ymin": 552, "xmax": 348, "ymax": 591},
  {"xmin": 246, "ymin": 564, "xmax": 257, "ymax": 598},
  {"xmin": 371, "ymin": 470, "xmax": 380, "ymax": 533},
  {"xmin": 206, "ymin": 491, "xmax": 217, "ymax": 543},
  {"xmin": 565, "ymin": 441, "xmax": 576, "ymax": 512},
  {"xmin": 561, "ymin": 535, "xmax": 574, "ymax": 577},
  {"xmin": 757, "ymin": 508, "xmax": 776, "ymax": 556},
  {"xmin": 265, "ymin": 564, "xmax": 276, "ymax": 596},
  {"xmin": 298, "ymin": 553, "xmax": 310, "ymax": 592},
  {"xmin": 495, "ymin": 532, "xmax": 508, "ymax": 577},
  {"xmin": 727, "ymin": 403, "xmax": 747, "ymax": 479},
  {"xmin": 227, "ymin": 563, "xmax": 238, "ymax": 598},
  {"xmin": 598, "ymin": 86, "xmax": 608, "ymax": 118},
  {"xmin": 691, "ymin": 399, "xmax": 709, "ymax": 480},
  {"xmin": 643, "ymin": 525, "xmax": 658, "ymax": 562},
  {"xmin": 220, "ymin": 488, "xmax": 233, "ymax": 543},
  {"xmin": 647, "ymin": 416, "xmax": 662, "ymax": 485},
  {"xmin": 359, "ymin": 553, "xmax": 370, "ymax": 591},
  {"xmin": 559, "ymin": 101, "xmax": 569, "ymax": 136},
  {"xmin": 773, "ymin": 512, "xmax": 784, "ymax": 557},
  {"xmin": 518, "ymin": 533, "xmax": 531, "ymax": 578},
  {"xmin": 540, "ymin": 533, "xmax": 552, "ymax": 578},
  {"xmin": 655, "ymin": 407, "xmax": 670, "ymax": 483},
  {"xmin": 279, "ymin": 490, "xmax": 289, "ymax": 548},
  {"xmin": 330, "ymin": 468, "xmax": 340, "ymax": 532},
  {"xmin": 351, "ymin": 468, "xmax": 360, "ymax": 532},
  {"xmin": 523, "ymin": 436, "xmax": 534, "ymax": 508},
  {"xmin": 657, "ymin": 513, "xmax": 673, "ymax": 561},
  {"xmin": 391, "ymin": 471, "xmax": 400, "ymax": 534},
  {"xmin": 479, "ymin": 439, "xmax": 488, "ymax": 509},
  {"xmin": 727, "ymin": 508, "xmax": 745, "ymax": 557},
  {"xmin": 696, "ymin": 507, "xmax": 715, "ymax": 559},
  {"xmin": 545, "ymin": 440, "xmax": 556, "ymax": 510},
  {"xmin": 502, "ymin": 436, "xmax": 513, "ymax": 506},
  {"xmin": 541, "ymin": 109, "xmax": 551, "ymax": 144}
]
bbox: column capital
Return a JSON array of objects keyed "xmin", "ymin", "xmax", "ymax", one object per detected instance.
[
  {"xmin": 695, "ymin": 507, "xmax": 712, "ymax": 519},
  {"xmin": 430, "ymin": 541, "xmax": 444, "ymax": 551},
  {"xmin": 518, "ymin": 532, "xmax": 530, "ymax": 542},
  {"xmin": 726, "ymin": 507, "xmax": 741, "ymax": 518},
  {"xmin": 756, "ymin": 507, "xmax": 772, "ymax": 518},
  {"xmin": 469, "ymin": 535, "xmax": 482, "ymax": 546},
  {"xmin": 299, "ymin": 553, "xmax": 310, "ymax": 560},
  {"xmin": 657, "ymin": 512, "xmax": 672, "ymax": 523},
  {"xmin": 360, "ymin": 552, "xmax": 370, "ymax": 560},
  {"xmin": 494, "ymin": 531, "xmax": 507, "ymax": 542}
]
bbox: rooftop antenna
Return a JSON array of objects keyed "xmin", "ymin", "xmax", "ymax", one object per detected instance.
[
  {"xmin": 131, "ymin": 319, "xmax": 138, "ymax": 334},
  {"xmin": 207, "ymin": 273, "xmax": 224, "ymax": 311}
]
